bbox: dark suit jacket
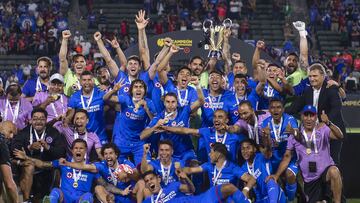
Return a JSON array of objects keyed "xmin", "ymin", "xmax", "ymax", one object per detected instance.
[{"xmin": 285, "ymin": 83, "xmax": 346, "ymax": 134}]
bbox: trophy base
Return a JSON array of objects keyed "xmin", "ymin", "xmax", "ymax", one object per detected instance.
[{"xmin": 208, "ymin": 50, "xmax": 223, "ymax": 59}]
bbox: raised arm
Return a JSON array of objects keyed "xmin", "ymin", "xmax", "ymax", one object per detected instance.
[
  {"xmin": 320, "ymin": 111, "xmax": 343, "ymax": 140},
  {"xmin": 60, "ymin": 158, "xmax": 98, "ymax": 173},
  {"xmin": 157, "ymin": 45, "xmax": 179, "ymax": 85},
  {"xmin": 135, "ymin": 10, "xmax": 150, "ymax": 70},
  {"xmin": 97, "ymin": 177, "xmax": 132, "ymax": 197},
  {"xmin": 94, "ymin": 32, "xmax": 120, "ymax": 78},
  {"xmin": 293, "ymin": 21, "xmax": 309, "ymax": 70},
  {"xmin": 59, "ymin": 30, "xmax": 71, "ymax": 76},
  {"xmin": 255, "ymin": 66, "xmax": 267, "ymax": 96},
  {"xmin": 222, "ymin": 29, "xmax": 232, "ymax": 74},
  {"xmin": 106, "ymin": 37, "xmax": 127, "ymax": 72},
  {"xmin": 140, "ymin": 144, "xmax": 153, "ymax": 173},
  {"xmin": 177, "ymin": 167, "xmax": 195, "ymax": 194},
  {"xmin": 182, "ymin": 166, "xmax": 204, "ymax": 174},
  {"xmin": 267, "ymin": 77, "xmax": 284, "ymax": 93},
  {"xmin": 252, "ymin": 40, "xmax": 265, "ymax": 70},
  {"xmin": 103, "ymin": 79, "xmax": 125, "ymax": 102},
  {"xmin": 190, "ymin": 85, "xmax": 205, "ymax": 113}
]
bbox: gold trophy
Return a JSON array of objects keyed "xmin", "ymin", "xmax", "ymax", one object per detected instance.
[{"xmin": 202, "ymin": 18, "xmax": 232, "ymax": 59}]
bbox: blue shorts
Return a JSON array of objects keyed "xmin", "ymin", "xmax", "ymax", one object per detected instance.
[
  {"xmin": 173, "ymin": 149, "xmax": 197, "ymax": 165},
  {"xmin": 62, "ymin": 190, "xmax": 93, "ymax": 203},
  {"xmin": 171, "ymin": 186, "xmax": 223, "ymax": 203},
  {"xmin": 272, "ymin": 159, "xmax": 298, "ymax": 176},
  {"xmin": 114, "ymin": 194, "xmax": 132, "ymax": 203},
  {"xmin": 114, "ymin": 140, "xmax": 145, "ymax": 165}
]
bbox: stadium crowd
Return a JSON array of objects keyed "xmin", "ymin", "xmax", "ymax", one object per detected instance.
[{"xmin": 0, "ymin": 2, "xmax": 353, "ymax": 203}]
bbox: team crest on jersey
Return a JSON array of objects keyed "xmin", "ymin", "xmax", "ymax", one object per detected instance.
[
  {"xmin": 211, "ymin": 97, "xmax": 217, "ymax": 102},
  {"xmin": 67, "ymin": 172, "xmax": 72, "ymax": 178},
  {"xmin": 124, "ymin": 87, "xmax": 129, "ymax": 92},
  {"xmin": 210, "ymin": 143, "xmax": 215, "ymax": 147},
  {"xmin": 204, "ymin": 102, "xmax": 209, "ymax": 108},
  {"xmin": 125, "ymin": 112, "xmax": 131, "ymax": 117},
  {"xmin": 155, "ymin": 82, "xmax": 161, "ymax": 88},
  {"xmin": 234, "ymin": 111, "xmax": 239, "ymax": 116},
  {"xmin": 45, "ymin": 136, "xmax": 53, "ymax": 144},
  {"xmin": 107, "ymin": 176, "xmax": 112, "ymax": 182},
  {"xmin": 171, "ymin": 121, "xmax": 177, "ymax": 126}
]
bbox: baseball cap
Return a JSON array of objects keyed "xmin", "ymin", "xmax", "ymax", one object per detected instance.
[
  {"xmin": 301, "ymin": 105, "xmax": 317, "ymax": 114},
  {"xmin": 50, "ymin": 73, "xmax": 64, "ymax": 83}
]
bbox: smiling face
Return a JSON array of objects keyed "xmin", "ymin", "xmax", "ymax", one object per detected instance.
[
  {"xmin": 37, "ymin": 60, "xmax": 50, "ymax": 80},
  {"xmin": 213, "ymin": 110, "xmax": 228, "ymax": 131},
  {"xmin": 164, "ymin": 95, "xmax": 178, "ymax": 113},
  {"xmin": 103, "ymin": 148, "xmax": 118, "ymax": 168},
  {"xmin": 96, "ymin": 67, "xmax": 110, "ymax": 84},
  {"xmin": 48, "ymin": 80, "xmax": 64, "ymax": 94},
  {"xmin": 73, "ymin": 111, "xmax": 88, "ymax": 132},
  {"xmin": 209, "ymin": 148, "xmax": 220, "ymax": 164},
  {"xmin": 241, "ymin": 141, "xmax": 256, "ymax": 161},
  {"xmin": 238, "ymin": 104, "xmax": 254, "ymax": 124},
  {"xmin": 266, "ymin": 65, "xmax": 279, "ymax": 80},
  {"xmin": 234, "ymin": 77, "xmax": 247, "ymax": 96},
  {"xmin": 209, "ymin": 72, "xmax": 222, "ymax": 92},
  {"xmin": 301, "ymin": 112, "xmax": 317, "ymax": 131},
  {"xmin": 72, "ymin": 56, "xmax": 86, "ymax": 75},
  {"xmin": 31, "ymin": 112, "xmax": 47, "ymax": 132},
  {"xmin": 176, "ymin": 68, "xmax": 191, "ymax": 89},
  {"xmin": 126, "ymin": 59, "xmax": 141, "ymax": 77},
  {"xmin": 158, "ymin": 143, "xmax": 173, "ymax": 163},
  {"xmin": 233, "ymin": 62, "xmax": 247, "ymax": 75},
  {"xmin": 285, "ymin": 55, "xmax": 298, "ymax": 75},
  {"xmin": 80, "ymin": 74, "xmax": 94, "ymax": 94},
  {"xmin": 144, "ymin": 173, "xmax": 162, "ymax": 194},
  {"xmin": 269, "ymin": 101, "xmax": 284, "ymax": 122},
  {"xmin": 71, "ymin": 141, "xmax": 87, "ymax": 162},
  {"xmin": 131, "ymin": 82, "xmax": 146, "ymax": 100},
  {"xmin": 189, "ymin": 58, "xmax": 204, "ymax": 76},
  {"xmin": 308, "ymin": 69, "xmax": 325, "ymax": 89}
]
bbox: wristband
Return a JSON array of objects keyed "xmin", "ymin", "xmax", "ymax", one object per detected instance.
[
  {"xmin": 243, "ymin": 186, "xmax": 250, "ymax": 192},
  {"xmin": 299, "ymin": 30, "xmax": 308, "ymax": 38},
  {"xmin": 17, "ymin": 160, "xmax": 21, "ymax": 166}
]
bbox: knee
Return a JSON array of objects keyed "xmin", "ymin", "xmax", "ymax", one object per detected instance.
[
  {"xmin": 94, "ymin": 185, "xmax": 106, "ymax": 194},
  {"xmin": 221, "ymin": 183, "xmax": 237, "ymax": 194},
  {"xmin": 327, "ymin": 166, "xmax": 341, "ymax": 180},
  {"xmin": 285, "ymin": 169, "xmax": 296, "ymax": 183}
]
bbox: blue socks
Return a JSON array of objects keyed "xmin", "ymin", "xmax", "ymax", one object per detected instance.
[
  {"xmin": 267, "ymin": 179, "xmax": 281, "ymax": 203},
  {"xmin": 231, "ymin": 190, "xmax": 250, "ymax": 203},
  {"xmin": 285, "ymin": 182, "xmax": 297, "ymax": 201},
  {"xmin": 48, "ymin": 188, "xmax": 62, "ymax": 203}
]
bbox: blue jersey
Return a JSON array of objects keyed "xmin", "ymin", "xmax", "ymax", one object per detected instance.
[
  {"xmin": 258, "ymin": 82, "xmax": 284, "ymax": 110},
  {"xmin": 227, "ymin": 72, "xmax": 257, "ymax": 92},
  {"xmin": 261, "ymin": 113, "xmax": 298, "ymax": 170},
  {"xmin": 293, "ymin": 78, "xmax": 310, "ymax": 96},
  {"xmin": 143, "ymin": 182, "xmax": 185, "ymax": 203},
  {"xmin": 164, "ymin": 82, "xmax": 198, "ymax": 108},
  {"xmin": 150, "ymin": 159, "xmax": 185, "ymax": 187},
  {"xmin": 68, "ymin": 87, "xmax": 107, "ymax": 142},
  {"xmin": 199, "ymin": 127, "xmax": 245, "ymax": 162},
  {"xmin": 240, "ymin": 153, "xmax": 272, "ymax": 200},
  {"xmin": 227, "ymin": 91, "xmax": 260, "ymax": 123},
  {"xmin": 147, "ymin": 106, "xmax": 193, "ymax": 157},
  {"xmin": 94, "ymin": 158, "xmax": 135, "ymax": 203},
  {"xmin": 113, "ymin": 94, "xmax": 156, "ymax": 144},
  {"xmin": 52, "ymin": 159, "xmax": 98, "ymax": 194},
  {"xmin": 22, "ymin": 77, "xmax": 47, "ymax": 97},
  {"xmin": 200, "ymin": 161, "xmax": 246, "ymax": 187},
  {"xmin": 115, "ymin": 70, "xmax": 152, "ymax": 96},
  {"xmin": 150, "ymin": 74, "xmax": 167, "ymax": 114},
  {"xmin": 201, "ymin": 89, "xmax": 234, "ymax": 128}
]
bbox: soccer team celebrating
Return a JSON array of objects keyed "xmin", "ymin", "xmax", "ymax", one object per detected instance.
[{"xmin": 0, "ymin": 10, "xmax": 346, "ymax": 203}]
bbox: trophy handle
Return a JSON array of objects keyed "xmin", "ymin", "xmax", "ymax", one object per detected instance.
[
  {"xmin": 203, "ymin": 19, "xmax": 213, "ymax": 32},
  {"xmin": 223, "ymin": 18, "xmax": 233, "ymax": 29}
]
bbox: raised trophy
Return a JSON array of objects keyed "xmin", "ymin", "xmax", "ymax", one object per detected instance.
[{"xmin": 201, "ymin": 18, "xmax": 232, "ymax": 59}]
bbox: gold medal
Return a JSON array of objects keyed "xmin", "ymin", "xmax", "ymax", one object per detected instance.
[
  {"xmin": 73, "ymin": 182, "xmax": 78, "ymax": 188},
  {"xmin": 52, "ymin": 94, "xmax": 59, "ymax": 100},
  {"xmin": 164, "ymin": 118, "xmax": 169, "ymax": 124},
  {"xmin": 306, "ymin": 148, "xmax": 311, "ymax": 155}
]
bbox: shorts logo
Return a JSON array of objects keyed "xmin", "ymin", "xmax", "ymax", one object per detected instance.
[
  {"xmin": 67, "ymin": 172, "xmax": 72, "ymax": 178},
  {"xmin": 45, "ymin": 136, "xmax": 53, "ymax": 144},
  {"xmin": 124, "ymin": 87, "xmax": 129, "ymax": 92}
]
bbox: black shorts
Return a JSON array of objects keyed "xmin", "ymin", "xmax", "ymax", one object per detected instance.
[
  {"xmin": 304, "ymin": 165, "xmax": 335, "ymax": 203},
  {"xmin": 0, "ymin": 139, "xmax": 11, "ymax": 166}
]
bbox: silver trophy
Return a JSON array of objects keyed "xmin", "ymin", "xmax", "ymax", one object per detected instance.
[{"xmin": 202, "ymin": 18, "xmax": 232, "ymax": 59}]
